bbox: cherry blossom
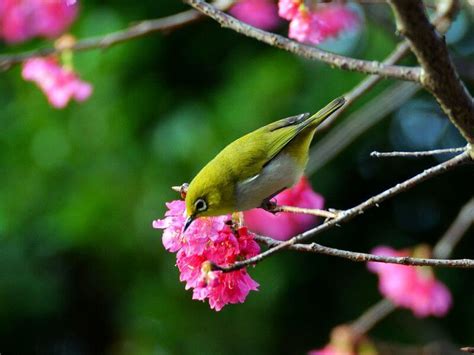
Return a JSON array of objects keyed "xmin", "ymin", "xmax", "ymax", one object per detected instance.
[
  {"xmin": 243, "ymin": 176, "xmax": 324, "ymax": 240},
  {"xmin": 22, "ymin": 57, "xmax": 92, "ymax": 109},
  {"xmin": 230, "ymin": 0, "xmax": 280, "ymax": 31},
  {"xmin": 0, "ymin": 0, "xmax": 77, "ymax": 43},
  {"xmin": 368, "ymin": 246, "xmax": 452, "ymax": 317},
  {"xmin": 153, "ymin": 200, "xmax": 260, "ymax": 311}
]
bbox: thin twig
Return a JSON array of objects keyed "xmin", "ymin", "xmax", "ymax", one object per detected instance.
[
  {"xmin": 433, "ymin": 198, "xmax": 474, "ymax": 259},
  {"xmin": 252, "ymin": 234, "xmax": 474, "ymax": 268},
  {"xmin": 266, "ymin": 205, "xmax": 337, "ymax": 219},
  {"xmin": 0, "ymin": 0, "xmax": 233, "ymax": 70},
  {"xmin": 183, "ymin": 0, "xmax": 421, "ymax": 82},
  {"xmin": 370, "ymin": 147, "xmax": 467, "ymax": 158},
  {"xmin": 219, "ymin": 151, "xmax": 472, "ymax": 271},
  {"xmin": 350, "ymin": 299, "xmax": 396, "ymax": 336}
]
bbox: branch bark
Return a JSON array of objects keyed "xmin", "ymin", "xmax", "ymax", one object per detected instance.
[
  {"xmin": 0, "ymin": 0, "xmax": 233, "ymax": 70},
  {"xmin": 388, "ymin": 0, "xmax": 474, "ymax": 145},
  {"xmin": 219, "ymin": 150, "xmax": 472, "ymax": 271},
  {"xmin": 251, "ymin": 234, "xmax": 474, "ymax": 269},
  {"xmin": 370, "ymin": 147, "xmax": 466, "ymax": 158},
  {"xmin": 316, "ymin": 0, "xmax": 458, "ymax": 133},
  {"xmin": 182, "ymin": 0, "xmax": 421, "ymax": 82}
]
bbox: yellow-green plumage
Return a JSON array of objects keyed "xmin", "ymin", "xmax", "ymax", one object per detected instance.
[{"xmin": 185, "ymin": 97, "xmax": 345, "ymax": 222}]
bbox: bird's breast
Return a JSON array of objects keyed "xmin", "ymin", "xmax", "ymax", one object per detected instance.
[{"xmin": 235, "ymin": 153, "xmax": 303, "ymax": 211}]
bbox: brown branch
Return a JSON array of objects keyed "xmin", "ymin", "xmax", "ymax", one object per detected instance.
[
  {"xmin": 182, "ymin": 0, "xmax": 421, "ymax": 82},
  {"xmin": 0, "ymin": 0, "xmax": 233, "ymax": 70},
  {"xmin": 218, "ymin": 150, "xmax": 472, "ymax": 271},
  {"xmin": 264, "ymin": 205, "xmax": 337, "ymax": 219},
  {"xmin": 251, "ymin": 234, "xmax": 474, "ymax": 268},
  {"xmin": 370, "ymin": 146, "xmax": 467, "ymax": 158},
  {"xmin": 433, "ymin": 197, "xmax": 474, "ymax": 259},
  {"xmin": 350, "ymin": 299, "xmax": 395, "ymax": 336},
  {"xmin": 316, "ymin": 0, "xmax": 457, "ymax": 133},
  {"xmin": 387, "ymin": 0, "xmax": 474, "ymax": 145}
]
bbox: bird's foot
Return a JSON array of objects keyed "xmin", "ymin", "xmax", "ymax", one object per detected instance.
[{"xmin": 260, "ymin": 198, "xmax": 279, "ymax": 214}]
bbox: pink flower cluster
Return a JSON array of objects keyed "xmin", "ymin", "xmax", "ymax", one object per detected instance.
[
  {"xmin": 243, "ymin": 176, "xmax": 324, "ymax": 240},
  {"xmin": 278, "ymin": 0, "xmax": 359, "ymax": 45},
  {"xmin": 309, "ymin": 345, "xmax": 345, "ymax": 355},
  {"xmin": 368, "ymin": 246, "xmax": 452, "ymax": 318},
  {"xmin": 153, "ymin": 200, "xmax": 260, "ymax": 311},
  {"xmin": 22, "ymin": 57, "xmax": 92, "ymax": 108},
  {"xmin": 0, "ymin": 0, "xmax": 77, "ymax": 43},
  {"xmin": 230, "ymin": 0, "xmax": 280, "ymax": 30}
]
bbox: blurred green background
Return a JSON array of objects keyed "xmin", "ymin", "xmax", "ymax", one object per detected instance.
[{"xmin": 0, "ymin": 1, "xmax": 473, "ymax": 354}]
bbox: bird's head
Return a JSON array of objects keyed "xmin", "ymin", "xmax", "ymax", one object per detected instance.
[{"xmin": 184, "ymin": 175, "xmax": 228, "ymax": 232}]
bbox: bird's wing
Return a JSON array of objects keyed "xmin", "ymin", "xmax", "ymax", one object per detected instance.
[
  {"xmin": 222, "ymin": 113, "xmax": 310, "ymax": 183},
  {"xmin": 263, "ymin": 112, "xmax": 311, "ymax": 165}
]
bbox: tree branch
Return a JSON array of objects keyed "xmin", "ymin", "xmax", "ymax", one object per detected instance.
[
  {"xmin": 350, "ymin": 299, "xmax": 395, "ymax": 336},
  {"xmin": 316, "ymin": 0, "xmax": 458, "ymax": 132},
  {"xmin": 263, "ymin": 205, "xmax": 337, "ymax": 219},
  {"xmin": 0, "ymin": 0, "xmax": 233, "ymax": 70},
  {"xmin": 219, "ymin": 151, "xmax": 472, "ymax": 271},
  {"xmin": 182, "ymin": 0, "xmax": 421, "ymax": 81},
  {"xmin": 433, "ymin": 197, "xmax": 474, "ymax": 259},
  {"xmin": 387, "ymin": 0, "xmax": 474, "ymax": 145},
  {"xmin": 250, "ymin": 234, "xmax": 474, "ymax": 268},
  {"xmin": 370, "ymin": 147, "xmax": 467, "ymax": 158}
]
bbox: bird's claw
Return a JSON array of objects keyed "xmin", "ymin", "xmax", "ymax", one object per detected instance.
[{"xmin": 260, "ymin": 198, "xmax": 278, "ymax": 214}]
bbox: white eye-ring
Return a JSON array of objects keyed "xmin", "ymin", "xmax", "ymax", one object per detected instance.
[{"xmin": 195, "ymin": 198, "xmax": 207, "ymax": 212}]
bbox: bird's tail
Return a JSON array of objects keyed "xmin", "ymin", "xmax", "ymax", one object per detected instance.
[{"xmin": 301, "ymin": 96, "xmax": 346, "ymax": 131}]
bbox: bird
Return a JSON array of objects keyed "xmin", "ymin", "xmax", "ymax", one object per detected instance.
[{"xmin": 183, "ymin": 96, "xmax": 346, "ymax": 231}]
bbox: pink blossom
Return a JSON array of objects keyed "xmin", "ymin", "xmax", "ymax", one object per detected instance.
[
  {"xmin": 308, "ymin": 325, "xmax": 358, "ymax": 355},
  {"xmin": 230, "ymin": 0, "xmax": 280, "ymax": 31},
  {"xmin": 278, "ymin": 0, "xmax": 301, "ymax": 21},
  {"xmin": 0, "ymin": 0, "xmax": 77, "ymax": 43},
  {"xmin": 243, "ymin": 176, "xmax": 324, "ymax": 240},
  {"xmin": 153, "ymin": 200, "xmax": 260, "ymax": 311},
  {"xmin": 21, "ymin": 57, "xmax": 92, "ymax": 108},
  {"xmin": 287, "ymin": 4, "xmax": 359, "ymax": 45},
  {"xmin": 288, "ymin": 9, "xmax": 312, "ymax": 43},
  {"xmin": 368, "ymin": 246, "xmax": 452, "ymax": 318},
  {"xmin": 308, "ymin": 345, "xmax": 341, "ymax": 355}
]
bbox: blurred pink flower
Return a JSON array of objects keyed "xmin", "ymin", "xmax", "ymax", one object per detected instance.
[
  {"xmin": 287, "ymin": 4, "xmax": 359, "ymax": 45},
  {"xmin": 288, "ymin": 9, "xmax": 312, "ymax": 43},
  {"xmin": 309, "ymin": 325, "xmax": 359, "ymax": 355},
  {"xmin": 368, "ymin": 246, "xmax": 452, "ymax": 318},
  {"xmin": 243, "ymin": 176, "xmax": 324, "ymax": 240},
  {"xmin": 153, "ymin": 200, "xmax": 260, "ymax": 311},
  {"xmin": 0, "ymin": 0, "xmax": 77, "ymax": 43},
  {"xmin": 21, "ymin": 57, "xmax": 92, "ymax": 108},
  {"xmin": 278, "ymin": 0, "xmax": 301, "ymax": 21},
  {"xmin": 230, "ymin": 0, "xmax": 280, "ymax": 31},
  {"xmin": 308, "ymin": 345, "xmax": 341, "ymax": 355}
]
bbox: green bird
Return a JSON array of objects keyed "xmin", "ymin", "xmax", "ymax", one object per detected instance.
[{"xmin": 184, "ymin": 96, "xmax": 346, "ymax": 230}]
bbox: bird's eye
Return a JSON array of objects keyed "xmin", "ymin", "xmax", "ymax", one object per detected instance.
[{"xmin": 195, "ymin": 199, "xmax": 207, "ymax": 212}]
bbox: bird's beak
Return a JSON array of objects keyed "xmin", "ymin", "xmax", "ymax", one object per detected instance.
[{"xmin": 183, "ymin": 215, "xmax": 195, "ymax": 233}]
